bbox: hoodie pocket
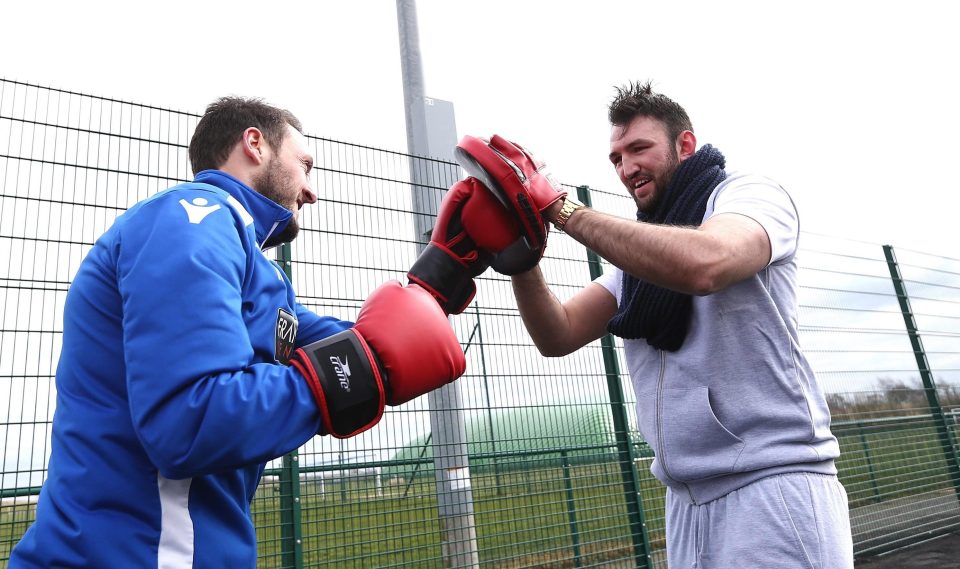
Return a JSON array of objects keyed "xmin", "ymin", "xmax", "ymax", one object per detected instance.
[{"xmin": 660, "ymin": 386, "xmax": 744, "ymax": 481}]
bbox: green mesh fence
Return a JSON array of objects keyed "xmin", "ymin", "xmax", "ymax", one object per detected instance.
[{"xmin": 1, "ymin": 79, "xmax": 959, "ymax": 567}]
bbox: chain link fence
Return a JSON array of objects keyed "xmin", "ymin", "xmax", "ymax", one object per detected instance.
[{"xmin": 1, "ymin": 79, "xmax": 958, "ymax": 567}]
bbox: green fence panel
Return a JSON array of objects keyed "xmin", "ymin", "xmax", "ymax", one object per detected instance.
[{"xmin": 2, "ymin": 78, "xmax": 960, "ymax": 568}]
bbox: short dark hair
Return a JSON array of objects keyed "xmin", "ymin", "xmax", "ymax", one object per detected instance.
[
  {"xmin": 188, "ymin": 97, "xmax": 303, "ymax": 175},
  {"xmin": 608, "ymin": 81, "xmax": 693, "ymax": 143}
]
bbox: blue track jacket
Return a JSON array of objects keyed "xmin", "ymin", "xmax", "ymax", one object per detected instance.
[{"xmin": 10, "ymin": 170, "xmax": 351, "ymax": 568}]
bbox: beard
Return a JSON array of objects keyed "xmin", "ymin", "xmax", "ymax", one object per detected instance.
[
  {"xmin": 253, "ymin": 157, "xmax": 301, "ymax": 246},
  {"xmin": 262, "ymin": 219, "xmax": 299, "ymax": 248},
  {"xmin": 636, "ymin": 148, "xmax": 681, "ymax": 215}
]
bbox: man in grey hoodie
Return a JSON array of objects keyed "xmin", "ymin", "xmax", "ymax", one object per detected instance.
[{"xmin": 502, "ymin": 82, "xmax": 854, "ymax": 568}]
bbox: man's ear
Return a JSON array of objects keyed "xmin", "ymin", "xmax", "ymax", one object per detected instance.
[
  {"xmin": 241, "ymin": 127, "xmax": 266, "ymax": 164},
  {"xmin": 677, "ymin": 130, "xmax": 697, "ymax": 161}
]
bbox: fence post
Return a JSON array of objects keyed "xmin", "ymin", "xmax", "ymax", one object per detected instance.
[
  {"xmin": 578, "ymin": 186, "xmax": 651, "ymax": 568},
  {"xmin": 276, "ymin": 242, "xmax": 304, "ymax": 569},
  {"xmin": 855, "ymin": 421, "xmax": 882, "ymax": 502},
  {"xmin": 560, "ymin": 450, "xmax": 584, "ymax": 568},
  {"xmin": 883, "ymin": 244, "xmax": 960, "ymax": 501}
]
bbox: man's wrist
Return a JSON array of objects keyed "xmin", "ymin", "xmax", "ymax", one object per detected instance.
[
  {"xmin": 545, "ymin": 199, "xmax": 564, "ymax": 224},
  {"xmin": 553, "ymin": 197, "xmax": 584, "ymax": 232}
]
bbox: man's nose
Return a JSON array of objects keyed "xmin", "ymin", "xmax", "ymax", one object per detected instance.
[
  {"xmin": 302, "ymin": 186, "xmax": 318, "ymax": 205},
  {"xmin": 621, "ymin": 156, "xmax": 640, "ymax": 179}
]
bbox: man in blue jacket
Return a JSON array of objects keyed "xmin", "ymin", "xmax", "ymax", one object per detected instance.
[{"xmin": 10, "ymin": 97, "xmax": 470, "ymax": 568}]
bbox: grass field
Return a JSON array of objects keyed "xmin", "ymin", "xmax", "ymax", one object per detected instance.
[
  {"xmin": 2, "ymin": 421, "xmax": 958, "ymax": 568},
  {"xmin": 834, "ymin": 419, "xmax": 958, "ymax": 508},
  {"xmin": 252, "ymin": 461, "xmax": 665, "ymax": 568}
]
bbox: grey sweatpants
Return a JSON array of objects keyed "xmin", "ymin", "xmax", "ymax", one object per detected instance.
[{"xmin": 666, "ymin": 473, "xmax": 854, "ymax": 568}]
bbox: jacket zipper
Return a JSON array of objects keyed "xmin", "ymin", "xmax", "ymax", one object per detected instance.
[
  {"xmin": 655, "ymin": 349, "xmax": 696, "ymax": 503},
  {"xmin": 259, "ymin": 220, "xmax": 282, "ymax": 251}
]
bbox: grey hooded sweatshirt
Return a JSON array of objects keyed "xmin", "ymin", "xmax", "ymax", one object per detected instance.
[{"xmin": 595, "ymin": 172, "xmax": 839, "ymax": 505}]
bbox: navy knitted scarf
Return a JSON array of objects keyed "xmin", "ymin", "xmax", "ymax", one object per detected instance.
[{"xmin": 606, "ymin": 144, "xmax": 727, "ymax": 351}]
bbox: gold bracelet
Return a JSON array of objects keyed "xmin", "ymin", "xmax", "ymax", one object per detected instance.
[{"xmin": 554, "ymin": 197, "xmax": 584, "ymax": 232}]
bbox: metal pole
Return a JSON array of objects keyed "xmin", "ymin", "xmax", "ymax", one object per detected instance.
[
  {"xmin": 578, "ymin": 186, "xmax": 651, "ymax": 569},
  {"xmin": 397, "ymin": 1, "xmax": 480, "ymax": 566},
  {"xmin": 276, "ymin": 242, "xmax": 303, "ymax": 569},
  {"xmin": 883, "ymin": 244, "xmax": 960, "ymax": 501}
]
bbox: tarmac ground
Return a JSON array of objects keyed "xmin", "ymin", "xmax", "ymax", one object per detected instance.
[{"xmin": 854, "ymin": 531, "xmax": 960, "ymax": 569}]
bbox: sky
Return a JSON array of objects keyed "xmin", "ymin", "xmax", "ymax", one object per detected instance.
[{"xmin": 2, "ymin": 0, "xmax": 958, "ymax": 260}]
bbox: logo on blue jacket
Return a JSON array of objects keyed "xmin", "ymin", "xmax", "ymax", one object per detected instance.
[{"xmin": 275, "ymin": 308, "xmax": 298, "ymax": 365}]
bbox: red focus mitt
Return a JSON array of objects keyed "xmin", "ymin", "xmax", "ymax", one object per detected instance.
[{"xmin": 454, "ymin": 135, "xmax": 567, "ymax": 273}]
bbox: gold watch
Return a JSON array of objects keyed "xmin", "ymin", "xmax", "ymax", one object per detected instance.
[{"xmin": 554, "ymin": 197, "xmax": 584, "ymax": 231}]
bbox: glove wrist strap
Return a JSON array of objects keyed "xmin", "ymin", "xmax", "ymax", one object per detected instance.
[
  {"xmin": 408, "ymin": 243, "xmax": 485, "ymax": 314},
  {"xmin": 292, "ymin": 330, "xmax": 385, "ymax": 438}
]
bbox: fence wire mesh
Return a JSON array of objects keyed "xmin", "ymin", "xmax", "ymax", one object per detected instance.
[{"xmin": 1, "ymin": 79, "xmax": 958, "ymax": 567}]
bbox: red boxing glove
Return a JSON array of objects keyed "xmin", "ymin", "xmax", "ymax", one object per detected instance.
[
  {"xmin": 458, "ymin": 177, "xmax": 545, "ymax": 275},
  {"xmin": 408, "ymin": 177, "xmax": 522, "ymax": 313},
  {"xmin": 290, "ymin": 281, "xmax": 466, "ymax": 438}
]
